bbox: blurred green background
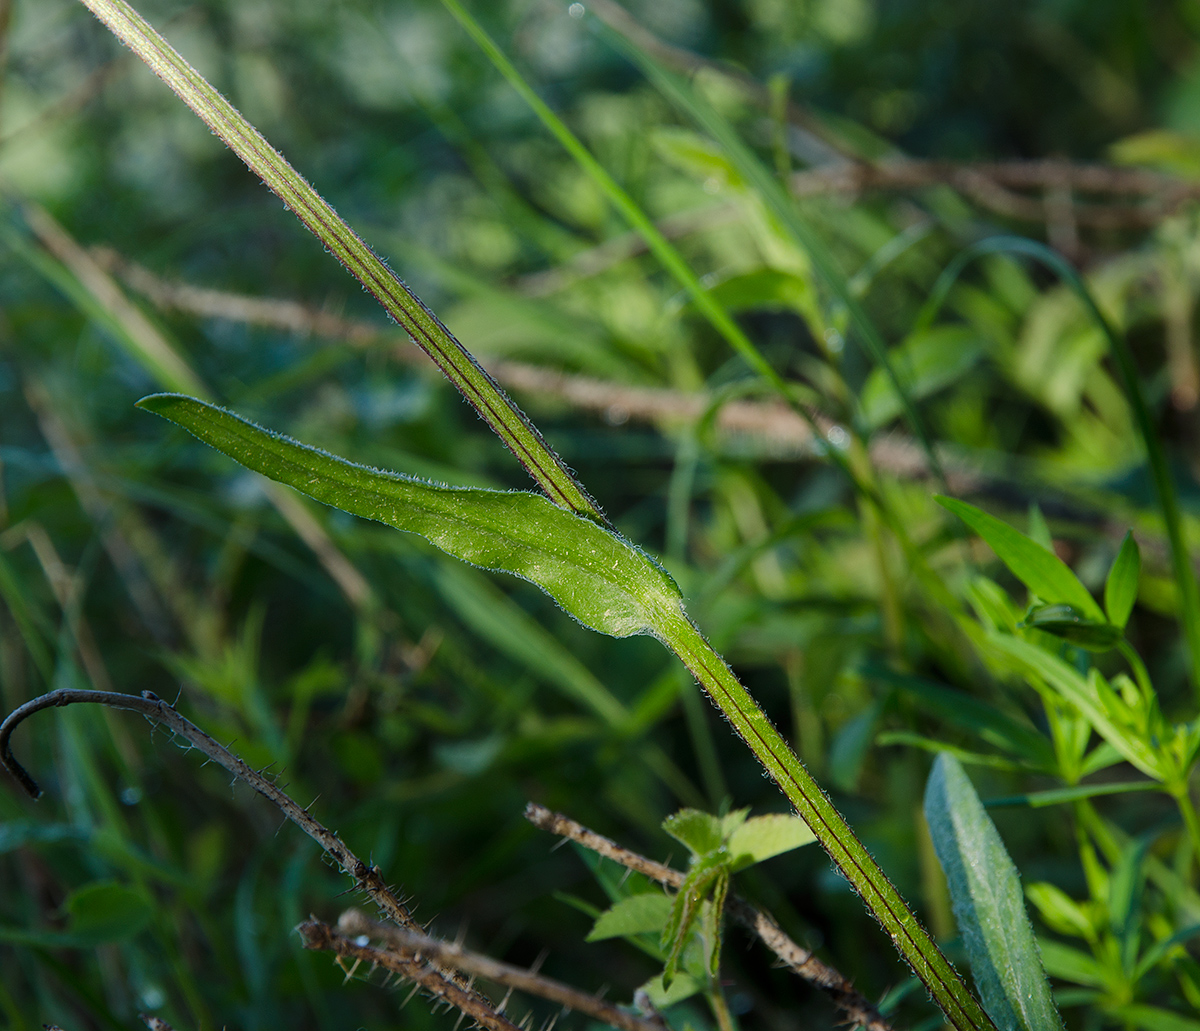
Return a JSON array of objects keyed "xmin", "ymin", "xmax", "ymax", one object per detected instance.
[{"xmin": 4, "ymin": 0, "xmax": 1200, "ymax": 1028}]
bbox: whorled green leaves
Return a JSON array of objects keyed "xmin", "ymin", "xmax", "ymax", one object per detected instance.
[{"xmin": 137, "ymin": 394, "xmax": 682, "ymax": 639}]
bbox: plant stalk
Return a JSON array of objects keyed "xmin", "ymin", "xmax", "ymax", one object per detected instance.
[
  {"xmin": 657, "ymin": 609, "xmax": 997, "ymax": 1031},
  {"xmin": 77, "ymin": 0, "xmax": 604, "ymax": 525}
]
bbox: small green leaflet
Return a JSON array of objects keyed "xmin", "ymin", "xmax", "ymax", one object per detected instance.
[
  {"xmin": 587, "ymin": 893, "xmax": 672, "ymax": 942},
  {"xmin": 936, "ymin": 496, "xmax": 1106, "ymax": 622},
  {"xmin": 137, "ymin": 394, "xmax": 684, "ymax": 639},
  {"xmin": 1105, "ymin": 532, "xmax": 1140, "ymax": 630}
]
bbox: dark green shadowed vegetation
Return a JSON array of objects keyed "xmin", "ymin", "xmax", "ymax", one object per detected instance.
[{"xmin": 4, "ymin": 1, "xmax": 1200, "ymax": 1030}]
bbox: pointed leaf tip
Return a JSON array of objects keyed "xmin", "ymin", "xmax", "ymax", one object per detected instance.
[
  {"xmin": 936, "ymin": 495, "xmax": 1104, "ymax": 622},
  {"xmin": 1104, "ymin": 532, "xmax": 1140, "ymax": 631}
]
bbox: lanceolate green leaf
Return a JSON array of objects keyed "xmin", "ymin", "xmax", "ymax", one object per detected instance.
[
  {"xmin": 137, "ymin": 394, "xmax": 680, "ymax": 639},
  {"xmin": 1105, "ymin": 532, "xmax": 1141, "ymax": 630},
  {"xmin": 924, "ymin": 754, "xmax": 1064, "ymax": 1031},
  {"xmin": 936, "ymin": 496, "xmax": 1105, "ymax": 622}
]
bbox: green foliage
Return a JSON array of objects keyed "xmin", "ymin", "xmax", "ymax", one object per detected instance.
[
  {"xmin": 137, "ymin": 392, "xmax": 683, "ymax": 640},
  {"xmin": 4, "ymin": 0, "xmax": 1200, "ymax": 1029},
  {"xmin": 924, "ymin": 754, "xmax": 1062, "ymax": 1031}
]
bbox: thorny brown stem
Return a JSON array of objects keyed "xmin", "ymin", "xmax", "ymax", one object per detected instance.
[
  {"xmin": 0, "ymin": 688, "xmax": 499, "ymax": 1016},
  {"xmin": 297, "ymin": 919, "xmax": 521, "ymax": 1031},
  {"xmin": 524, "ymin": 803, "xmax": 895, "ymax": 1031},
  {"xmin": 335, "ymin": 909, "xmax": 668, "ymax": 1031}
]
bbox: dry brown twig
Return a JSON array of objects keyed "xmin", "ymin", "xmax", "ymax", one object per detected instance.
[
  {"xmin": 0, "ymin": 690, "xmax": 679, "ymax": 1031},
  {"xmin": 0, "ymin": 688, "xmax": 504, "ymax": 1025},
  {"xmin": 297, "ymin": 919, "xmax": 521, "ymax": 1031},
  {"xmin": 332, "ymin": 908, "xmax": 668, "ymax": 1031},
  {"xmin": 588, "ymin": 0, "xmax": 1196, "ymax": 235},
  {"xmin": 525, "ymin": 802, "xmax": 895, "ymax": 1031}
]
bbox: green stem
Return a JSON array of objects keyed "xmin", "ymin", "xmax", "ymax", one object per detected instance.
[
  {"xmin": 77, "ymin": 0, "xmax": 603, "ymax": 524},
  {"xmin": 1170, "ymin": 783, "xmax": 1200, "ymax": 869},
  {"xmin": 656, "ymin": 608, "xmax": 997, "ymax": 1031},
  {"xmin": 707, "ymin": 984, "xmax": 737, "ymax": 1031},
  {"xmin": 1117, "ymin": 640, "xmax": 1154, "ymax": 703}
]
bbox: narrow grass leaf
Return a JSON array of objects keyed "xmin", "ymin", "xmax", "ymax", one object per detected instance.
[
  {"xmin": 1105, "ymin": 532, "xmax": 1140, "ymax": 630},
  {"xmin": 924, "ymin": 754, "xmax": 1064, "ymax": 1031},
  {"xmin": 936, "ymin": 496, "xmax": 1105, "ymax": 621},
  {"xmin": 868, "ymin": 666, "xmax": 1055, "ymax": 769},
  {"xmin": 1115, "ymin": 1005, "xmax": 1200, "ymax": 1031},
  {"xmin": 984, "ymin": 633, "xmax": 1160, "ymax": 778},
  {"xmin": 136, "ymin": 394, "xmax": 682, "ymax": 639}
]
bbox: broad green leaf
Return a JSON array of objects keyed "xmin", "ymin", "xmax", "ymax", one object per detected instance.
[
  {"xmin": 63, "ymin": 881, "xmax": 152, "ymax": 944},
  {"xmin": 726, "ymin": 814, "xmax": 816, "ymax": 872},
  {"xmin": 587, "ymin": 893, "xmax": 673, "ymax": 941},
  {"xmin": 1105, "ymin": 532, "xmax": 1140, "ymax": 630},
  {"xmin": 924, "ymin": 754, "xmax": 1064, "ymax": 1031},
  {"xmin": 662, "ymin": 809, "xmax": 725, "ymax": 856},
  {"xmin": 937, "ymin": 496, "xmax": 1105, "ymax": 621},
  {"xmin": 1020, "ymin": 604, "xmax": 1122, "ymax": 651},
  {"xmin": 137, "ymin": 395, "xmax": 683, "ymax": 639},
  {"xmin": 861, "ymin": 327, "xmax": 985, "ymax": 429}
]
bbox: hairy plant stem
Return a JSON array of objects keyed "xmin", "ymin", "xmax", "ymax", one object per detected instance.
[
  {"xmin": 707, "ymin": 985, "xmax": 737, "ymax": 1031},
  {"xmin": 656, "ymin": 610, "xmax": 996, "ymax": 1031},
  {"xmin": 73, "ymin": 2, "xmax": 994, "ymax": 1026},
  {"xmin": 77, "ymin": 0, "xmax": 603, "ymax": 525}
]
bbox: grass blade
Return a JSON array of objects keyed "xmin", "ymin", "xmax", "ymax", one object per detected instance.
[
  {"xmin": 936, "ymin": 495, "xmax": 1105, "ymax": 621},
  {"xmin": 594, "ymin": 14, "xmax": 945, "ymax": 486}
]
